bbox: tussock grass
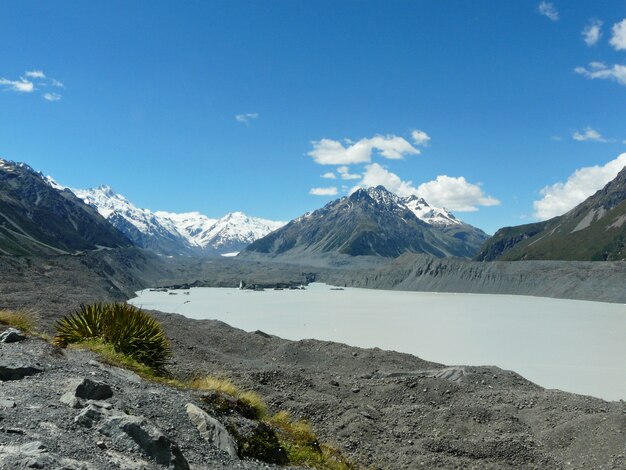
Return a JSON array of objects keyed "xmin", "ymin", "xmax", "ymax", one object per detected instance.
[
  {"xmin": 189, "ymin": 376, "xmax": 240, "ymax": 396},
  {"xmin": 191, "ymin": 376, "xmax": 268, "ymax": 419},
  {"xmin": 267, "ymin": 410, "xmax": 353, "ymax": 470},
  {"xmin": 0, "ymin": 308, "xmax": 39, "ymax": 334},
  {"xmin": 54, "ymin": 303, "xmax": 171, "ymax": 372}
]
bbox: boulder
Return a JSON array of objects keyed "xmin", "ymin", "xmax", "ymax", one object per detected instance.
[
  {"xmin": 0, "ymin": 328, "xmax": 26, "ymax": 343},
  {"xmin": 74, "ymin": 378, "xmax": 113, "ymax": 400},
  {"xmin": 185, "ymin": 403, "xmax": 238, "ymax": 458},
  {"xmin": 75, "ymin": 404, "xmax": 189, "ymax": 469},
  {"xmin": 0, "ymin": 364, "xmax": 43, "ymax": 381}
]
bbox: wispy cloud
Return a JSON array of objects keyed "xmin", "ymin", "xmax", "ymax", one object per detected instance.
[
  {"xmin": 24, "ymin": 70, "xmax": 46, "ymax": 79},
  {"xmin": 575, "ymin": 62, "xmax": 626, "ymax": 87},
  {"xmin": 582, "ymin": 19, "xmax": 603, "ymax": 46},
  {"xmin": 538, "ymin": 2, "xmax": 559, "ymax": 21},
  {"xmin": 610, "ymin": 19, "xmax": 626, "ymax": 50},
  {"xmin": 572, "ymin": 126, "xmax": 609, "ymax": 142},
  {"xmin": 533, "ymin": 153, "xmax": 626, "ymax": 219},
  {"xmin": 321, "ymin": 172, "xmax": 336, "ymax": 179},
  {"xmin": 235, "ymin": 112, "xmax": 259, "ymax": 123},
  {"xmin": 337, "ymin": 166, "xmax": 361, "ymax": 180},
  {"xmin": 309, "ymin": 134, "xmax": 419, "ymax": 165},
  {"xmin": 43, "ymin": 92, "xmax": 62, "ymax": 102},
  {"xmin": 352, "ymin": 163, "xmax": 500, "ymax": 212},
  {"xmin": 309, "ymin": 186, "xmax": 338, "ymax": 196},
  {"xmin": 411, "ymin": 129, "xmax": 431, "ymax": 146},
  {"xmin": 0, "ymin": 70, "xmax": 63, "ymax": 101},
  {"xmin": 0, "ymin": 77, "xmax": 34, "ymax": 93}
]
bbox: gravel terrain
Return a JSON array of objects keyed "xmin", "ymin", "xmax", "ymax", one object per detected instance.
[
  {"xmin": 0, "ymin": 336, "xmax": 299, "ymax": 470},
  {"xmin": 153, "ymin": 311, "xmax": 626, "ymax": 469},
  {"xmin": 2, "ymin": 251, "xmax": 626, "ymax": 469}
]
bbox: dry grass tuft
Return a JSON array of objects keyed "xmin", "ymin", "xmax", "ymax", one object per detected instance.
[{"xmin": 0, "ymin": 308, "xmax": 39, "ymax": 334}]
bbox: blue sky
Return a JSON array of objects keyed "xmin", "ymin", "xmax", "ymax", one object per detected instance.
[{"xmin": 1, "ymin": 1, "xmax": 626, "ymax": 234}]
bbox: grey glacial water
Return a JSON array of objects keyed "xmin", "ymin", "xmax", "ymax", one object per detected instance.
[{"xmin": 129, "ymin": 283, "xmax": 626, "ymax": 401}]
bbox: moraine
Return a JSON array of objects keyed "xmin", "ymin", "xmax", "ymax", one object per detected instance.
[{"xmin": 129, "ymin": 283, "xmax": 626, "ymax": 402}]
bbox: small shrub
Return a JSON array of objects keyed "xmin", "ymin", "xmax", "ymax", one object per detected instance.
[
  {"xmin": 0, "ymin": 309, "xmax": 39, "ymax": 334},
  {"xmin": 54, "ymin": 303, "xmax": 171, "ymax": 372}
]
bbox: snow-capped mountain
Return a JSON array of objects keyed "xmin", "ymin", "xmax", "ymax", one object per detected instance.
[
  {"xmin": 402, "ymin": 195, "xmax": 460, "ymax": 226},
  {"xmin": 70, "ymin": 185, "xmax": 285, "ymax": 257},
  {"xmin": 0, "ymin": 160, "xmax": 131, "ymax": 256},
  {"xmin": 155, "ymin": 210, "xmax": 285, "ymax": 254},
  {"xmin": 243, "ymin": 185, "xmax": 489, "ymax": 259}
]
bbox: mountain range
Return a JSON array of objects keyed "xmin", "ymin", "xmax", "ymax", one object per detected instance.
[
  {"xmin": 0, "ymin": 159, "xmax": 131, "ymax": 256},
  {"xmin": 71, "ymin": 185, "xmax": 285, "ymax": 257},
  {"xmin": 476, "ymin": 164, "xmax": 626, "ymax": 261},
  {"xmin": 243, "ymin": 185, "xmax": 489, "ymax": 260}
]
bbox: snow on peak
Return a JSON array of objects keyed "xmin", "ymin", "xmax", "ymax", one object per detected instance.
[
  {"xmin": 350, "ymin": 185, "xmax": 462, "ymax": 226},
  {"xmin": 402, "ymin": 195, "xmax": 460, "ymax": 226},
  {"xmin": 70, "ymin": 185, "xmax": 285, "ymax": 255}
]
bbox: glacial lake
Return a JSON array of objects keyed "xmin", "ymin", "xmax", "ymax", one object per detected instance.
[{"xmin": 129, "ymin": 283, "xmax": 626, "ymax": 402}]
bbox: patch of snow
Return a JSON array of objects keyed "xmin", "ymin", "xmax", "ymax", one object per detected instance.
[{"xmin": 221, "ymin": 252, "xmax": 239, "ymax": 257}]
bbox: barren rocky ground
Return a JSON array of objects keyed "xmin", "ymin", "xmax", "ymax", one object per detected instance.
[{"xmin": 2, "ymin": 251, "xmax": 626, "ymax": 469}]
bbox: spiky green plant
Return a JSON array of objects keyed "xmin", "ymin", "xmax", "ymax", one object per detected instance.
[
  {"xmin": 54, "ymin": 303, "xmax": 106, "ymax": 346},
  {"xmin": 54, "ymin": 303, "xmax": 171, "ymax": 372}
]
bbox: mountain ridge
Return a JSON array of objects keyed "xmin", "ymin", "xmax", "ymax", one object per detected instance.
[
  {"xmin": 243, "ymin": 185, "xmax": 489, "ymax": 260},
  {"xmin": 0, "ymin": 159, "xmax": 131, "ymax": 256},
  {"xmin": 475, "ymin": 164, "xmax": 626, "ymax": 261}
]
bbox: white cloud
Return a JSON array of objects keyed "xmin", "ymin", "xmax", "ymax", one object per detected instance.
[
  {"xmin": 538, "ymin": 2, "xmax": 559, "ymax": 21},
  {"xmin": 533, "ymin": 153, "xmax": 626, "ymax": 220},
  {"xmin": 235, "ymin": 112, "xmax": 259, "ymax": 123},
  {"xmin": 352, "ymin": 163, "xmax": 500, "ymax": 212},
  {"xmin": 0, "ymin": 70, "xmax": 63, "ymax": 99},
  {"xmin": 0, "ymin": 77, "xmax": 34, "ymax": 93},
  {"xmin": 416, "ymin": 175, "xmax": 501, "ymax": 212},
  {"xmin": 337, "ymin": 166, "xmax": 361, "ymax": 180},
  {"xmin": 309, "ymin": 186, "xmax": 338, "ymax": 196},
  {"xmin": 308, "ymin": 134, "xmax": 419, "ymax": 165},
  {"xmin": 411, "ymin": 129, "xmax": 431, "ymax": 146},
  {"xmin": 572, "ymin": 126, "xmax": 608, "ymax": 142},
  {"xmin": 25, "ymin": 70, "xmax": 46, "ymax": 79},
  {"xmin": 575, "ymin": 62, "xmax": 626, "ymax": 87},
  {"xmin": 610, "ymin": 19, "xmax": 626, "ymax": 50},
  {"xmin": 321, "ymin": 172, "xmax": 336, "ymax": 179},
  {"xmin": 43, "ymin": 92, "xmax": 61, "ymax": 102},
  {"xmin": 582, "ymin": 19, "xmax": 603, "ymax": 46}
]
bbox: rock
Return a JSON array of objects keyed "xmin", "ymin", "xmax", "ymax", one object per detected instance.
[
  {"xmin": 60, "ymin": 392, "xmax": 83, "ymax": 409},
  {"xmin": 185, "ymin": 403, "xmax": 238, "ymax": 458},
  {"xmin": 0, "ymin": 399, "xmax": 16, "ymax": 408},
  {"xmin": 74, "ymin": 378, "xmax": 113, "ymax": 400},
  {"xmin": 329, "ymin": 379, "xmax": 340, "ymax": 387},
  {"xmin": 351, "ymin": 387, "xmax": 360, "ymax": 393},
  {"xmin": 0, "ymin": 364, "xmax": 43, "ymax": 381},
  {"xmin": 0, "ymin": 328, "xmax": 26, "ymax": 343},
  {"xmin": 75, "ymin": 405, "xmax": 189, "ymax": 469}
]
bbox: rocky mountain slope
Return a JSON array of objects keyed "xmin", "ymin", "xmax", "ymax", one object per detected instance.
[
  {"xmin": 242, "ymin": 186, "xmax": 489, "ymax": 260},
  {"xmin": 72, "ymin": 186, "xmax": 285, "ymax": 257},
  {"xmin": 0, "ymin": 160, "xmax": 131, "ymax": 256},
  {"xmin": 475, "ymin": 164, "xmax": 626, "ymax": 261}
]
